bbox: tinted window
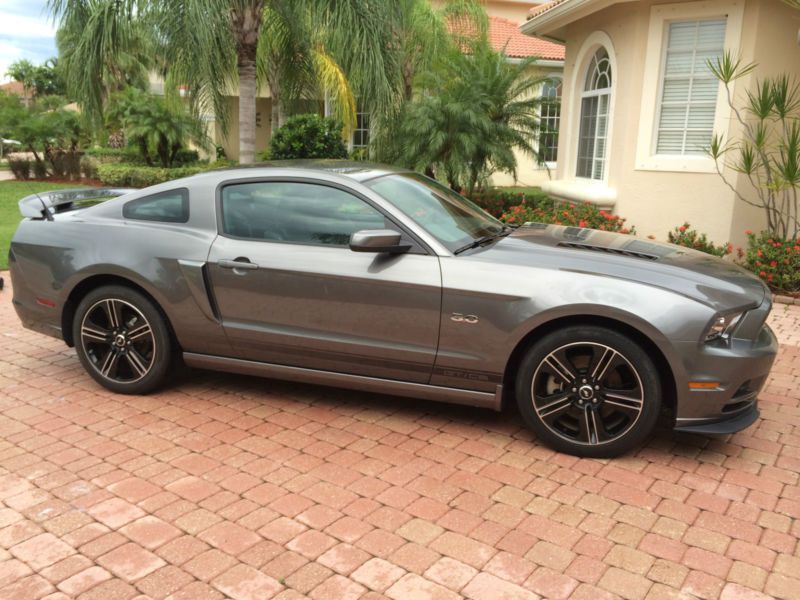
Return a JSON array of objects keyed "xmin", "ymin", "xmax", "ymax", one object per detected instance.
[
  {"xmin": 366, "ymin": 173, "xmax": 503, "ymax": 252},
  {"xmin": 123, "ymin": 189, "xmax": 189, "ymax": 223},
  {"xmin": 221, "ymin": 181, "xmax": 387, "ymax": 246}
]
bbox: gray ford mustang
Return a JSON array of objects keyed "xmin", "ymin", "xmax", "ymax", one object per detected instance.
[{"xmin": 9, "ymin": 161, "xmax": 777, "ymax": 457}]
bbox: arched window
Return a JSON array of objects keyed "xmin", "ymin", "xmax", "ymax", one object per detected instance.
[
  {"xmin": 539, "ymin": 79, "xmax": 562, "ymax": 164},
  {"xmin": 576, "ymin": 48, "xmax": 612, "ymax": 180}
]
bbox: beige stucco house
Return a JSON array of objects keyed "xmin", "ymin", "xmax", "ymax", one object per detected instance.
[{"xmin": 521, "ymin": 0, "xmax": 800, "ymax": 245}]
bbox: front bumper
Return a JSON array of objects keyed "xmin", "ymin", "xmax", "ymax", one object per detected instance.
[{"xmin": 672, "ymin": 323, "xmax": 777, "ymax": 434}]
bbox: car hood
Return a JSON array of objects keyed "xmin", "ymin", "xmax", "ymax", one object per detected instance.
[{"xmin": 469, "ymin": 224, "xmax": 767, "ymax": 311}]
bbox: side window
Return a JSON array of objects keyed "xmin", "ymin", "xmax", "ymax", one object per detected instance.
[
  {"xmin": 123, "ymin": 189, "xmax": 189, "ymax": 223},
  {"xmin": 221, "ymin": 181, "xmax": 387, "ymax": 246}
]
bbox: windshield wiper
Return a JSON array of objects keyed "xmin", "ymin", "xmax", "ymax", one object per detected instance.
[{"xmin": 453, "ymin": 225, "xmax": 513, "ymax": 255}]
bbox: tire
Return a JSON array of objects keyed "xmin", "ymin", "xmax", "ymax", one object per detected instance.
[
  {"xmin": 72, "ymin": 285, "xmax": 173, "ymax": 394},
  {"xmin": 515, "ymin": 325, "xmax": 661, "ymax": 458}
]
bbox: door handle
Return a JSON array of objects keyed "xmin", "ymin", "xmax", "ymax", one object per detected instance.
[{"xmin": 218, "ymin": 258, "xmax": 259, "ymax": 271}]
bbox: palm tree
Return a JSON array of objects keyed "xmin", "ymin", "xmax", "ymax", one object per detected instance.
[
  {"xmin": 51, "ymin": 0, "xmax": 152, "ymax": 128},
  {"xmin": 256, "ymin": 1, "xmax": 356, "ymax": 134},
  {"xmin": 49, "ymin": 0, "xmax": 395, "ymax": 163},
  {"xmin": 396, "ymin": 38, "xmax": 547, "ymax": 194},
  {"xmin": 6, "ymin": 60, "xmax": 37, "ymax": 105}
]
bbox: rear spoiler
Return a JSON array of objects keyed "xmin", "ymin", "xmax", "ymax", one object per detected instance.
[{"xmin": 19, "ymin": 188, "xmax": 136, "ymax": 220}]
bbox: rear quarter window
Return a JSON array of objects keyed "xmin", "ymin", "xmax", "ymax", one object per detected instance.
[{"xmin": 123, "ymin": 189, "xmax": 189, "ymax": 223}]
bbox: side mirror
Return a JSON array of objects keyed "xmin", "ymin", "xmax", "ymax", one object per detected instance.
[{"xmin": 349, "ymin": 229, "xmax": 411, "ymax": 254}]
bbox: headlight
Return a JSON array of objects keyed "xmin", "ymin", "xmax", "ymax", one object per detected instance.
[{"xmin": 705, "ymin": 312, "xmax": 745, "ymax": 341}]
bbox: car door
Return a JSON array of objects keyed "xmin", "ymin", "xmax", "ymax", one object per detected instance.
[{"xmin": 206, "ymin": 178, "xmax": 442, "ymax": 384}]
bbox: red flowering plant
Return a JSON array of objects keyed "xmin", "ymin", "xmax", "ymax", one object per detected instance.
[
  {"xmin": 469, "ymin": 188, "xmax": 550, "ymax": 218},
  {"xmin": 667, "ymin": 222, "xmax": 732, "ymax": 257},
  {"xmin": 740, "ymin": 230, "xmax": 800, "ymax": 294},
  {"xmin": 500, "ymin": 201, "xmax": 635, "ymax": 234}
]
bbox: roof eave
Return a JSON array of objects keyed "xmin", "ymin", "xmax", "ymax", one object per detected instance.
[
  {"xmin": 506, "ymin": 57, "xmax": 565, "ymax": 66},
  {"xmin": 521, "ymin": 0, "xmax": 635, "ymax": 39}
]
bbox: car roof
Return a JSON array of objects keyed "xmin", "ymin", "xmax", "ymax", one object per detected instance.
[{"xmin": 209, "ymin": 160, "xmax": 411, "ymax": 183}]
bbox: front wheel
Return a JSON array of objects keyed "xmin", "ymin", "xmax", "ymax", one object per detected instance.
[
  {"xmin": 515, "ymin": 326, "xmax": 662, "ymax": 458},
  {"xmin": 73, "ymin": 285, "xmax": 173, "ymax": 394}
]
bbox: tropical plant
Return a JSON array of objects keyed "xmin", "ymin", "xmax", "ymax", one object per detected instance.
[
  {"xmin": 667, "ymin": 223, "xmax": 732, "ymax": 257},
  {"xmin": 49, "ymin": 0, "xmax": 484, "ymax": 164},
  {"xmin": 51, "ymin": 0, "xmax": 152, "ymax": 128},
  {"xmin": 392, "ymin": 39, "xmax": 547, "ymax": 194},
  {"xmin": 256, "ymin": 2, "xmax": 354, "ymax": 135},
  {"xmin": 708, "ymin": 51, "xmax": 800, "ymax": 240},
  {"xmin": 265, "ymin": 114, "xmax": 347, "ymax": 160},
  {"xmin": 105, "ymin": 88, "xmax": 207, "ymax": 168}
]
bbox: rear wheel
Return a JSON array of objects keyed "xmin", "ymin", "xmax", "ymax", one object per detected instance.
[
  {"xmin": 515, "ymin": 325, "xmax": 661, "ymax": 457},
  {"xmin": 73, "ymin": 285, "xmax": 173, "ymax": 394}
]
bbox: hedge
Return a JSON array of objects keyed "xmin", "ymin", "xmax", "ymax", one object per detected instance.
[{"xmin": 97, "ymin": 164, "xmax": 208, "ymax": 187}]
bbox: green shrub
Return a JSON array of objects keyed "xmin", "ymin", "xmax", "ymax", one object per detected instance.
[
  {"xmin": 80, "ymin": 155, "xmax": 100, "ymax": 179},
  {"xmin": 667, "ymin": 222, "xmax": 732, "ymax": 257},
  {"xmin": 32, "ymin": 160, "xmax": 47, "ymax": 179},
  {"xmin": 98, "ymin": 163, "xmax": 207, "ymax": 187},
  {"xmin": 470, "ymin": 188, "xmax": 551, "ymax": 218},
  {"xmin": 84, "ymin": 147, "xmax": 144, "ymax": 164},
  {"xmin": 8, "ymin": 158, "xmax": 31, "ymax": 180},
  {"xmin": 48, "ymin": 150, "xmax": 82, "ymax": 180},
  {"xmin": 501, "ymin": 201, "xmax": 635, "ymax": 234},
  {"xmin": 740, "ymin": 230, "xmax": 800, "ymax": 293},
  {"xmin": 173, "ymin": 148, "xmax": 200, "ymax": 165},
  {"xmin": 267, "ymin": 114, "xmax": 347, "ymax": 160}
]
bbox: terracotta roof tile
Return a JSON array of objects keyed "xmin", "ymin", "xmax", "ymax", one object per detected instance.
[
  {"xmin": 449, "ymin": 15, "xmax": 565, "ymax": 61},
  {"xmin": 0, "ymin": 81, "xmax": 25, "ymax": 96},
  {"xmin": 487, "ymin": 16, "xmax": 565, "ymax": 60},
  {"xmin": 527, "ymin": 0, "xmax": 571, "ymax": 20}
]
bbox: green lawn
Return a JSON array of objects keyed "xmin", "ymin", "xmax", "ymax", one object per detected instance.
[{"xmin": 0, "ymin": 181, "xmax": 90, "ymax": 270}]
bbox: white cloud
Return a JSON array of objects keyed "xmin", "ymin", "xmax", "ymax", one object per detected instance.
[
  {"xmin": 0, "ymin": 2, "xmax": 58, "ymax": 83},
  {"xmin": 0, "ymin": 41, "xmax": 25, "ymax": 84},
  {"xmin": 0, "ymin": 14, "xmax": 56, "ymax": 38}
]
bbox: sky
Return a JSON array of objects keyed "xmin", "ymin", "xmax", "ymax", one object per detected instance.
[{"xmin": 0, "ymin": 0, "xmax": 58, "ymax": 83}]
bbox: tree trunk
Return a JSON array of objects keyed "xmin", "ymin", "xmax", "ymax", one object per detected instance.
[
  {"xmin": 403, "ymin": 61, "xmax": 414, "ymax": 102},
  {"xmin": 137, "ymin": 137, "xmax": 152, "ymax": 166},
  {"xmin": 238, "ymin": 52, "xmax": 257, "ymax": 164},
  {"xmin": 234, "ymin": 3, "xmax": 263, "ymax": 165},
  {"xmin": 268, "ymin": 72, "xmax": 281, "ymax": 137}
]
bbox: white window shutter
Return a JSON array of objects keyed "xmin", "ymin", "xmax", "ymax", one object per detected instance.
[{"xmin": 655, "ymin": 19, "xmax": 726, "ymax": 156}]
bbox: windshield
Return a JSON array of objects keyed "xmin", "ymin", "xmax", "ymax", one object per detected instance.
[{"xmin": 366, "ymin": 173, "xmax": 505, "ymax": 252}]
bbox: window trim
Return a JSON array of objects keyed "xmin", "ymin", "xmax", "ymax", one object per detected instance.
[
  {"xmin": 564, "ymin": 31, "xmax": 617, "ymax": 186},
  {"xmin": 214, "ymin": 177, "xmax": 432, "ymax": 255},
  {"xmin": 122, "ymin": 188, "xmax": 189, "ymax": 223},
  {"xmin": 538, "ymin": 76, "xmax": 562, "ymax": 168},
  {"xmin": 576, "ymin": 47, "xmax": 613, "ymax": 182},
  {"xmin": 634, "ymin": 0, "xmax": 745, "ymax": 173}
]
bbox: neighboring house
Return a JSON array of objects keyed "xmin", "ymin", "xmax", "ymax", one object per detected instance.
[
  {"xmin": 0, "ymin": 81, "xmax": 25, "ymax": 97},
  {"xmin": 520, "ymin": 0, "xmax": 800, "ymax": 244},
  {"xmin": 478, "ymin": 14, "xmax": 565, "ymax": 186},
  {"xmin": 207, "ymin": 0, "xmax": 565, "ymax": 179}
]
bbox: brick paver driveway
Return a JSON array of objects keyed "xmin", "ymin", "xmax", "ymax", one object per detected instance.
[{"xmin": 0, "ymin": 275, "xmax": 798, "ymax": 600}]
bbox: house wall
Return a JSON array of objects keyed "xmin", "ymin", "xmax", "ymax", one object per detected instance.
[
  {"xmin": 480, "ymin": 0, "xmax": 545, "ymax": 22},
  {"xmin": 549, "ymin": 0, "xmax": 800, "ymax": 246},
  {"xmin": 214, "ymin": 97, "xmax": 273, "ymax": 161}
]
